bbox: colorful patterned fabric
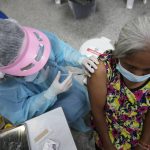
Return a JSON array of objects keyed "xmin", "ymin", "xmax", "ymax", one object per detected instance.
[
  {"xmin": 0, "ymin": 115, "xmax": 14, "ymax": 132},
  {"xmin": 92, "ymin": 50, "xmax": 150, "ymax": 150}
]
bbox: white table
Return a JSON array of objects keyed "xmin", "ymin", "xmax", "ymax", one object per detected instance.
[{"xmin": 25, "ymin": 107, "xmax": 77, "ymax": 150}]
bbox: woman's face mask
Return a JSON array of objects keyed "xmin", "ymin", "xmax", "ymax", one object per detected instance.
[{"xmin": 116, "ymin": 62, "xmax": 150, "ymax": 83}]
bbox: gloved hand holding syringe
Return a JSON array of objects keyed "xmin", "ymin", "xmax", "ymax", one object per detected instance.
[
  {"xmin": 44, "ymin": 71, "xmax": 73, "ymax": 99},
  {"xmin": 44, "ymin": 71, "xmax": 87, "ymax": 99},
  {"xmin": 44, "ymin": 55, "xmax": 99, "ymax": 99},
  {"xmin": 61, "ymin": 72, "xmax": 86, "ymax": 76}
]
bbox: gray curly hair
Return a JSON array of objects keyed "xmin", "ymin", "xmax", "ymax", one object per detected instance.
[
  {"xmin": 114, "ymin": 16, "xmax": 150, "ymax": 58},
  {"xmin": 0, "ymin": 19, "xmax": 24, "ymax": 67}
]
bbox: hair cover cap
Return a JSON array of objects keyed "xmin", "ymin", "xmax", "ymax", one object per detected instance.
[{"xmin": 0, "ymin": 27, "xmax": 51, "ymax": 76}]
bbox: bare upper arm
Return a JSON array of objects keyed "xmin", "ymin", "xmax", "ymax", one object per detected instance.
[{"xmin": 87, "ymin": 61, "xmax": 107, "ymax": 109}]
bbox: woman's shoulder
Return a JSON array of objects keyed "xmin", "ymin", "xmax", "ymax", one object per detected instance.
[
  {"xmin": 88, "ymin": 57, "xmax": 107, "ymax": 81},
  {"xmin": 87, "ymin": 60, "xmax": 107, "ymax": 105},
  {"xmin": 98, "ymin": 50, "xmax": 118, "ymax": 82},
  {"xmin": 98, "ymin": 50, "xmax": 117, "ymax": 65}
]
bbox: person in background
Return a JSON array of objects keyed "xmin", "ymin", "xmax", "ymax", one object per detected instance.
[
  {"xmin": 87, "ymin": 16, "xmax": 150, "ymax": 150},
  {"xmin": 0, "ymin": 19, "xmax": 99, "ymax": 132}
]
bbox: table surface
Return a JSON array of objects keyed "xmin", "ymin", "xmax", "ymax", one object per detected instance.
[{"xmin": 0, "ymin": 107, "xmax": 77, "ymax": 150}]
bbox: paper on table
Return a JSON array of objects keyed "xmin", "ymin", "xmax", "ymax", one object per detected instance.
[{"xmin": 25, "ymin": 107, "xmax": 77, "ymax": 150}]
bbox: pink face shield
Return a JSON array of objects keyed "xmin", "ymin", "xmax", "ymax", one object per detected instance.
[{"xmin": 0, "ymin": 27, "xmax": 51, "ymax": 76}]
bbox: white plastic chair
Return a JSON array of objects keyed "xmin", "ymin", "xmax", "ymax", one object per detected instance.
[
  {"xmin": 126, "ymin": 0, "xmax": 147, "ymax": 9},
  {"xmin": 55, "ymin": 0, "xmax": 61, "ymax": 4},
  {"xmin": 79, "ymin": 37, "xmax": 114, "ymax": 84},
  {"xmin": 79, "ymin": 37, "xmax": 114, "ymax": 58}
]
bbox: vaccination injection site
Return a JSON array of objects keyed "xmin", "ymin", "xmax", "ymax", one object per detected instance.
[{"xmin": 0, "ymin": 0, "xmax": 150, "ymax": 150}]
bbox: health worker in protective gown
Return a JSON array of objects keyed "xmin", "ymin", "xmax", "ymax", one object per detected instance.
[{"xmin": 0, "ymin": 19, "xmax": 99, "ymax": 132}]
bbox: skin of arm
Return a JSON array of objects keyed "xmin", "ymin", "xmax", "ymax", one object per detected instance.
[
  {"xmin": 134, "ymin": 110, "xmax": 150, "ymax": 150},
  {"xmin": 140, "ymin": 110, "xmax": 150, "ymax": 144},
  {"xmin": 87, "ymin": 61, "xmax": 116, "ymax": 150}
]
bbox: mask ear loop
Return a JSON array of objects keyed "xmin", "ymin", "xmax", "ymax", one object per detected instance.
[{"xmin": 0, "ymin": 72, "xmax": 5, "ymax": 78}]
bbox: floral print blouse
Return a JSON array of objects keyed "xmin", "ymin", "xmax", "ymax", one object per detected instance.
[{"xmin": 92, "ymin": 50, "xmax": 150, "ymax": 150}]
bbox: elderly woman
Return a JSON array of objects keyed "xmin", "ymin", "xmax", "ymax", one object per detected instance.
[
  {"xmin": 87, "ymin": 16, "xmax": 150, "ymax": 150},
  {"xmin": 0, "ymin": 19, "xmax": 99, "ymax": 132}
]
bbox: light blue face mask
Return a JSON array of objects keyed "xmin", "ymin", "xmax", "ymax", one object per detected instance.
[{"xmin": 116, "ymin": 62, "xmax": 150, "ymax": 83}]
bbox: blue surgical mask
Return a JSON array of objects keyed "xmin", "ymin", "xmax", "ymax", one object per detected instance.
[{"xmin": 116, "ymin": 62, "xmax": 150, "ymax": 83}]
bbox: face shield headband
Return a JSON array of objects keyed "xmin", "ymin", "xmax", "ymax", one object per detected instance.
[{"xmin": 0, "ymin": 27, "xmax": 51, "ymax": 76}]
